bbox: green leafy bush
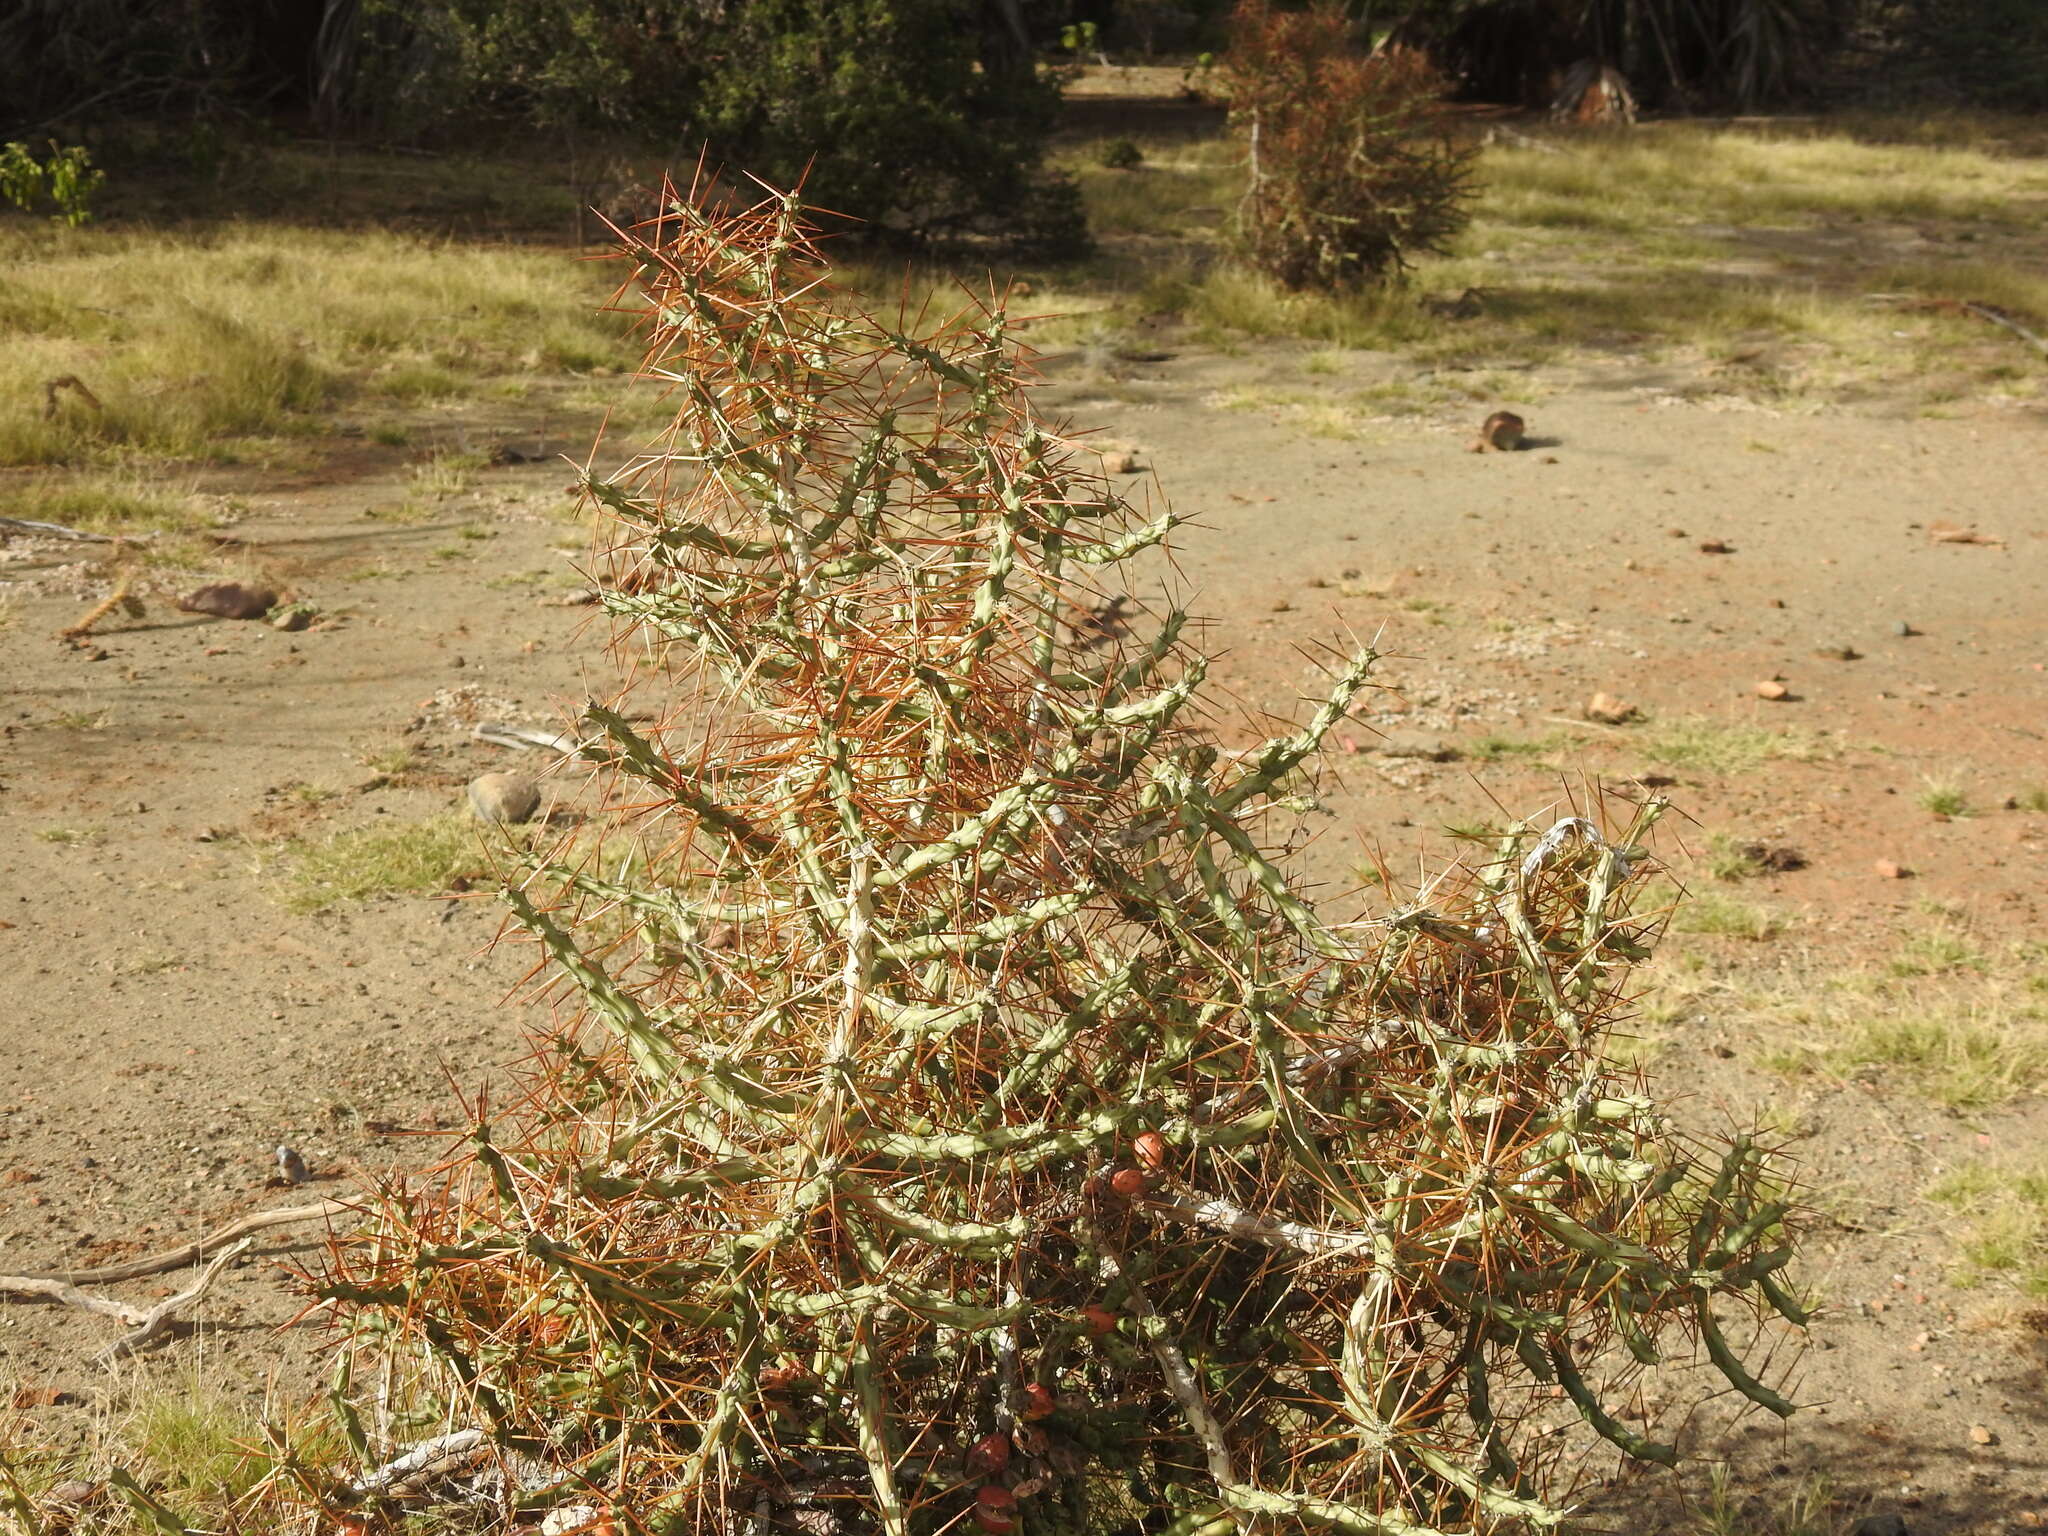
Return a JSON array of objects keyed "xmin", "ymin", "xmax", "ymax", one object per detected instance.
[
  {"xmin": 351, "ymin": 0, "xmax": 1082, "ymax": 247},
  {"xmin": 0, "ymin": 141, "xmax": 103, "ymax": 226}
]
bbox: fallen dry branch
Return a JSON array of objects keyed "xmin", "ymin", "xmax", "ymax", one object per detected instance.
[
  {"xmin": 1927, "ymin": 519, "xmax": 2005, "ymax": 548},
  {"xmin": 1869, "ymin": 293, "xmax": 2048, "ymax": 360},
  {"xmin": 0, "ymin": 515, "xmax": 125, "ymax": 543},
  {"xmin": 474, "ymin": 721, "xmax": 580, "ymax": 755},
  {"xmin": 95, "ymin": 1237, "xmax": 253, "ymax": 1365},
  {"xmin": 0, "ymin": 1277, "xmax": 148, "ymax": 1327},
  {"xmin": 42, "ymin": 374, "xmax": 103, "ymax": 421},
  {"xmin": 0, "ymin": 1238, "xmax": 256, "ymax": 1364},
  {"xmin": 1, "ymin": 1197, "xmax": 350, "ymax": 1287}
]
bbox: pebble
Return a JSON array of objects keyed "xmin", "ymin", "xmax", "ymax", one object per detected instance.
[
  {"xmin": 1373, "ymin": 733, "xmax": 1460, "ymax": 763},
  {"xmin": 540, "ymin": 1505, "xmax": 606, "ymax": 1536},
  {"xmin": 1892, "ymin": 619, "xmax": 1916, "ymax": 637},
  {"xmin": 268, "ymin": 601, "xmax": 317, "ymax": 632},
  {"xmin": 1584, "ymin": 691, "xmax": 1638, "ymax": 725},
  {"xmin": 1969, "ymin": 1423, "xmax": 1998, "ymax": 1445},
  {"xmin": 1754, "ymin": 679, "xmax": 1790, "ymax": 700},
  {"xmin": 176, "ymin": 582, "xmax": 277, "ymax": 620},
  {"xmin": 468, "ymin": 771, "xmax": 542, "ymax": 824},
  {"xmin": 1872, "ymin": 859, "xmax": 1909, "ymax": 880},
  {"xmin": 1812, "ymin": 642, "xmax": 1860, "ymax": 661}
]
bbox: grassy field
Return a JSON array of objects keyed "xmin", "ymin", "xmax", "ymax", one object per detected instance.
[
  {"xmin": 1051, "ymin": 118, "xmax": 2048, "ymax": 413},
  {"xmin": 5, "ymin": 115, "xmax": 2045, "ymax": 520}
]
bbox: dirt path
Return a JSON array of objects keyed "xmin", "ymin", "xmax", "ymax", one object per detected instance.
[{"xmin": 2, "ymin": 342, "xmax": 2044, "ymax": 1524}]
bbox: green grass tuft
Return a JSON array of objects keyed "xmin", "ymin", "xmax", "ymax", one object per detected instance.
[
  {"xmin": 1672, "ymin": 889, "xmax": 1782, "ymax": 942},
  {"xmin": 1927, "ymin": 1160, "xmax": 2048, "ymax": 1294},
  {"xmin": 281, "ymin": 814, "xmax": 501, "ymax": 912},
  {"xmin": 1916, "ymin": 777, "xmax": 1973, "ymax": 817},
  {"xmin": 1640, "ymin": 718, "xmax": 1830, "ymax": 776}
]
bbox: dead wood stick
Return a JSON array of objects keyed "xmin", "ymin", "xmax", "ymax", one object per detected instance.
[
  {"xmin": 1867, "ymin": 293, "xmax": 2048, "ymax": 359},
  {"xmin": 0, "ymin": 515, "xmax": 125, "ymax": 543},
  {"xmin": 0, "ymin": 1276, "xmax": 148, "ymax": 1326},
  {"xmin": 42, "ymin": 375, "xmax": 103, "ymax": 421},
  {"xmin": 1961, "ymin": 301, "xmax": 2048, "ymax": 359},
  {"xmin": 3, "ymin": 1197, "xmax": 351, "ymax": 1287},
  {"xmin": 95, "ymin": 1237, "xmax": 254, "ymax": 1364}
]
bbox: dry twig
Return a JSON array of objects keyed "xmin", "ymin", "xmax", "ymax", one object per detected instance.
[{"xmin": 42, "ymin": 374, "xmax": 103, "ymax": 421}]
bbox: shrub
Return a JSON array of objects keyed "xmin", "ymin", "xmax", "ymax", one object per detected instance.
[
  {"xmin": 1221, "ymin": 3, "xmax": 1475, "ymax": 290},
  {"xmin": 315, "ymin": 185, "xmax": 1804, "ymax": 1535},
  {"xmin": 1096, "ymin": 136, "xmax": 1145, "ymax": 170},
  {"xmin": 0, "ymin": 141, "xmax": 103, "ymax": 226},
  {"xmin": 348, "ymin": 0, "xmax": 1082, "ymax": 248}
]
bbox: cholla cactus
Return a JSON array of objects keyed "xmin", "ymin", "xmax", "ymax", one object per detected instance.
[{"xmin": 318, "ymin": 183, "xmax": 1804, "ymax": 1536}]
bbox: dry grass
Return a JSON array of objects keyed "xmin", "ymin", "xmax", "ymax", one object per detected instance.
[
  {"xmin": 1740, "ymin": 960, "xmax": 2048, "ymax": 1109},
  {"xmin": 0, "ymin": 1370, "xmax": 348, "ymax": 1535},
  {"xmin": 1054, "ymin": 117, "xmax": 2048, "ymax": 407},
  {"xmin": 0, "ymin": 226, "xmax": 627, "ymax": 469}
]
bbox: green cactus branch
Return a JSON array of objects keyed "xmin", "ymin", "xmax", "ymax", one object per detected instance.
[{"xmin": 314, "ymin": 181, "xmax": 1805, "ymax": 1536}]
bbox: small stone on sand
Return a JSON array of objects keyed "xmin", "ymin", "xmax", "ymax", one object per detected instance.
[{"xmin": 468, "ymin": 771, "xmax": 541, "ymax": 824}]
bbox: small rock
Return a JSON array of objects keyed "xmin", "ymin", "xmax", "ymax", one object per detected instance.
[
  {"xmin": 268, "ymin": 601, "xmax": 317, "ymax": 632},
  {"xmin": 1872, "ymin": 859, "xmax": 1910, "ymax": 880},
  {"xmin": 1374, "ymin": 733, "xmax": 1460, "ymax": 763},
  {"xmin": 45, "ymin": 1479, "xmax": 98, "ymax": 1507},
  {"xmin": 1754, "ymin": 679, "xmax": 1790, "ymax": 700},
  {"xmin": 1584, "ymin": 691, "xmax": 1639, "ymax": 725},
  {"xmin": 275, "ymin": 1146, "xmax": 310, "ymax": 1184},
  {"xmin": 468, "ymin": 771, "xmax": 542, "ymax": 824},
  {"xmin": 1892, "ymin": 619, "xmax": 1917, "ymax": 637},
  {"xmin": 1812, "ymin": 642, "xmax": 1861, "ymax": 661},
  {"xmin": 540, "ymin": 1505, "xmax": 607, "ymax": 1536},
  {"xmin": 177, "ymin": 582, "xmax": 277, "ymax": 620},
  {"xmin": 1850, "ymin": 1515, "xmax": 1909, "ymax": 1536},
  {"xmin": 1698, "ymin": 538, "xmax": 1733, "ymax": 555},
  {"xmin": 1969, "ymin": 1423, "xmax": 1998, "ymax": 1446},
  {"xmin": 1737, "ymin": 841, "xmax": 1806, "ymax": 873}
]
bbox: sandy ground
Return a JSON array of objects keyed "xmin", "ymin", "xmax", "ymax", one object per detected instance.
[{"xmin": 2, "ymin": 315, "xmax": 2045, "ymax": 1527}]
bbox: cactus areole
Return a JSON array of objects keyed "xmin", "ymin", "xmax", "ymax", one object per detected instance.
[{"xmin": 319, "ymin": 180, "xmax": 1806, "ymax": 1536}]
